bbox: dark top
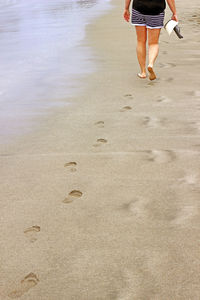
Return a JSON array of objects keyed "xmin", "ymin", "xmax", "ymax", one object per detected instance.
[{"xmin": 132, "ymin": 0, "xmax": 166, "ymax": 15}]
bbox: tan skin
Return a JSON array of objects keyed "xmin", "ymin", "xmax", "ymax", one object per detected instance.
[{"xmin": 124, "ymin": 0, "xmax": 178, "ymax": 79}]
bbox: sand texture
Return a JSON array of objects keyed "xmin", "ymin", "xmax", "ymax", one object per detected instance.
[{"xmin": 1, "ymin": 0, "xmax": 200, "ymax": 299}]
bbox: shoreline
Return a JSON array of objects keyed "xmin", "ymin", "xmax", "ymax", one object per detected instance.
[
  {"xmin": 0, "ymin": 0, "xmax": 112, "ymax": 146},
  {"xmin": 1, "ymin": 0, "xmax": 200, "ymax": 299}
]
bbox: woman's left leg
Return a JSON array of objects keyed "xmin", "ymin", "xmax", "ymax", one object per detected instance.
[{"xmin": 147, "ymin": 28, "xmax": 161, "ymax": 80}]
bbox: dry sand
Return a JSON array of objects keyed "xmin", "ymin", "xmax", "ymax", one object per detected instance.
[{"xmin": 1, "ymin": 0, "xmax": 200, "ymax": 299}]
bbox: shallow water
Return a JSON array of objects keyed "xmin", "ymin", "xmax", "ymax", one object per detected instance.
[{"xmin": 0, "ymin": 0, "xmax": 111, "ymax": 143}]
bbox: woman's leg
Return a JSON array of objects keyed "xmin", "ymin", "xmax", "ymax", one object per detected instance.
[
  {"xmin": 135, "ymin": 26, "xmax": 147, "ymax": 78},
  {"xmin": 147, "ymin": 28, "xmax": 161, "ymax": 80}
]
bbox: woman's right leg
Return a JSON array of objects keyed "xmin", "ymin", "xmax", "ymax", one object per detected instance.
[
  {"xmin": 135, "ymin": 26, "xmax": 147, "ymax": 78},
  {"xmin": 147, "ymin": 28, "xmax": 161, "ymax": 80}
]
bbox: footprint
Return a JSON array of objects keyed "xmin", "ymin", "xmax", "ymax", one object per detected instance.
[
  {"xmin": 24, "ymin": 226, "xmax": 40, "ymax": 243},
  {"xmin": 63, "ymin": 190, "xmax": 83, "ymax": 203},
  {"xmin": 64, "ymin": 162, "xmax": 77, "ymax": 172},
  {"xmin": 142, "ymin": 116, "xmax": 157, "ymax": 127},
  {"xmin": 144, "ymin": 150, "xmax": 176, "ymax": 163},
  {"xmin": 93, "ymin": 138, "xmax": 107, "ymax": 147},
  {"xmin": 122, "ymin": 197, "xmax": 148, "ymax": 218},
  {"xmin": 122, "ymin": 196, "xmax": 179, "ymax": 223},
  {"xmin": 147, "ymin": 80, "xmax": 159, "ymax": 87},
  {"xmin": 159, "ymin": 62, "xmax": 176, "ymax": 68},
  {"xmin": 95, "ymin": 121, "xmax": 105, "ymax": 128},
  {"xmin": 120, "ymin": 106, "xmax": 132, "ymax": 112},
  {"xmin": 124, "ymin": 94, "xmax": 133, "ymax": 99},
  {"xmin": 8, "ymin": 273, "xmax": 39, "ymax": 298},
  {"xmin": 142, "ymin": 116, "xmax": 166, "ymax": 128},
  {"xmin": 156, "ymin": 95, "xmax": 172, "ymax": 104}
]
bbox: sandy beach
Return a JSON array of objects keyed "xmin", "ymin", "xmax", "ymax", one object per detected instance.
[{"xmin": 1, "ymin": 0, "xmax": 200, "ymax": 299}]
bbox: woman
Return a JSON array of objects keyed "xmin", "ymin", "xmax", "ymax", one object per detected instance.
[{"xmin": 124, "ymin": 0, "xmax": 178, "ymax": 80}]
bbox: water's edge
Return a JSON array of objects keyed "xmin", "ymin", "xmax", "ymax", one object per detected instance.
[{"xmin": 0, "ymin": 0, "xmax": 112, "ymax": 145}]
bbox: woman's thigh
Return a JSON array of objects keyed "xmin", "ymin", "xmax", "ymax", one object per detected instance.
[
  {"xmin": 147, "ymin": 28, "xmax": 161, "ymax": 44},
  {"xmin": 135, "ymin": 26, "xmax": 147, "ymax": 43}
]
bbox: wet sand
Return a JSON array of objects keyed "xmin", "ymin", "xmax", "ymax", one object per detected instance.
[
  {"xmin": 0, "ymin": 0, "xmax": 111, "ymax": 143},
  {"xmin": 1, "ymin": 0, "xmax": 200, "ymax": 299}
]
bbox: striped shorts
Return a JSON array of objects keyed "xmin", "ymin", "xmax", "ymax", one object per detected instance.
[{"xmin": 131, "ymin": 9, "xmax": 165, "ymax": 29}]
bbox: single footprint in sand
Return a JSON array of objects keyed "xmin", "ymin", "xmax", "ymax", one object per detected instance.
[
  {"xmin": 144, "ymin": 150, "xmax": 176, "ymax": 163},
  {"xmin": 24, "ymin": 225, "xmax": 40, "ymax": 243},
  {"xmin": 122, "ymin": 197, "xmax": 148, "ymax": 218},
  {"xmin": 8, "ymin": 273, "xmax": 39, "ymax": 298},
  {"xmin": 122, "ymin": 197, "xmax": 179, "ymax": 223},
  {"xmin": 120, "ymin": 106, "xmax": 132, "ymax": 112},
  {"xmin": 124, "ymin": 94, "xmax": 134, "ymax": 99},
  {"xmin": 64, "ymin": 161, "xmax": 77, "ymax": 172},
  {"xmin": 93, "ymin": 138, "xmax": 107, "ymax": 147},
  {"xmin": 156, "ymin": 95, "xmax": 172, "ymax": 104},
  {"xmin": 95, "ymin": 121, "xmax": 105, "ymax": 128},
  {"xmin": 63, "ymin": 190, "xmax": 83, "ymax": 203},
  {"xmin": 146, "ymin": 77, "xmax": 160, "ymax": 86},
  {"xmin": 159, "ymin": 62, "xmax": 176, "ymax": 68},
  {"xmin": 142, "ymin": 116, "xmax": 166, "ymax": 128}
]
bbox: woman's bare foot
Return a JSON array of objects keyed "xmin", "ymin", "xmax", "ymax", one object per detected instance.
[
  {"xmin": 137, "ymin": 72, "xmax": 147, "ymax": 79},
  {"xmin": 148, "ymin": 65, "xmax": 156, "ymax": 80}
]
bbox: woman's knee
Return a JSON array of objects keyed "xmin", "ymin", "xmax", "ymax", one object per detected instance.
[
  {"xmin": 148, "ymin": 41, "xmax": 159, "ymax": 47},
  {"xmin": 147, "ymin": 28, "xmax": 161, "ymax": 45},
  {"xmin": 137, "ymin": 37, "xmax": 147, "ymax": 44},
  {"xmin": 135, "ymin": 26, "xmax": 147, "ymax": 43}
]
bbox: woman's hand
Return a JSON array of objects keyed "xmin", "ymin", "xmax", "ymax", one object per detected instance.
[
  {"xmin": 171, "ymin": 13, "xmax": 178, "ymax": 22},
  {"xmin": 123, "ymin": 9, "xmax": 130, "ymax": 22},
  {"xmin": 166, "ymin": 0, "xmax": 178, "ymax": 21}
]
